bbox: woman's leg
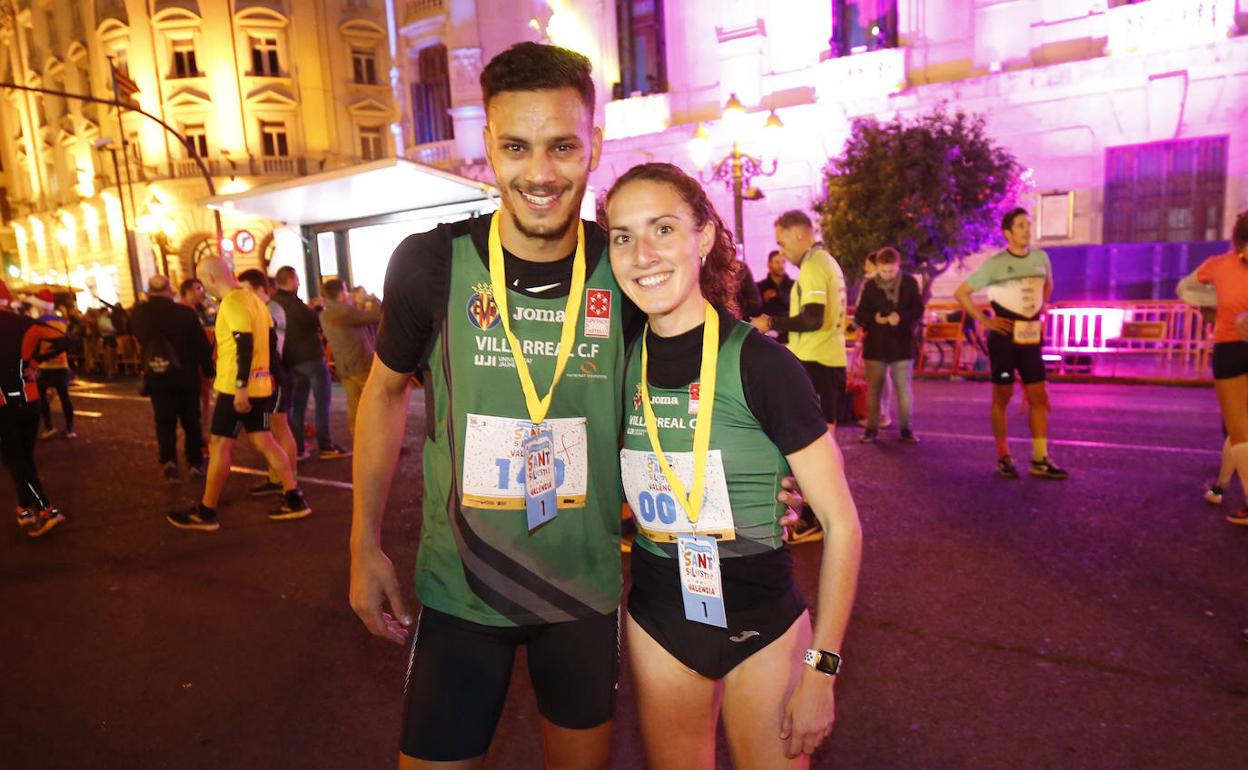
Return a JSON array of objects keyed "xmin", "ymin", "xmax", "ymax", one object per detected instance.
[
  {"xmin": 720, "ymin": 611, "xmax": 813, "ymax": 770},
  {"xmin": 863, "ymin": 360, "xmax": 886, "ymax": 431},
  {"xmin": 625, "ymin": 613, "xmax": 719, "ymax": 770}
]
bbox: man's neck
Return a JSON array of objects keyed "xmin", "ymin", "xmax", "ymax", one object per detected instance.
[
  {"xmin": 769, "ymin": 273, "xmax": 786, "ymax": 284},
  {"xmin": 1006, "ymin": 246, "xmax": 1029, "ymax": 258},
  {"xmin": 499, "ymin": 208, "xmax": 578, "ymax": 264}
]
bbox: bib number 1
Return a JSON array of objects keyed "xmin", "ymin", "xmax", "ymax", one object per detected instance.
[
  {"xmin": 676, "ymin": 534, "xmax": 727, "ymax": 628},
  {"xmin": 523, "ymin": 429, "xmax": 558, "ymax": 531}
]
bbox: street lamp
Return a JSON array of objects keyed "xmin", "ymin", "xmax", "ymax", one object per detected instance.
[
  {"xmin": 137, "ymin": 201, "xmax": 177, "ymax": 278},
  {"xmin": 689, "ymin": 94, "xmax": 784, "ymax": 250}
]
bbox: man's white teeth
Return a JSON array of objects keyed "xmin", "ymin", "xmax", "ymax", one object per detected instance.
[
  {"xmin": 522, "ymin": 192, "xmax": 556, "ymax": 206},
  {"xmin": 637, "ymin": 273, "xmax": 672, "ymax": 288}
]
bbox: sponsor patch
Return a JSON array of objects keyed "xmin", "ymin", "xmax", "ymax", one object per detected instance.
[{"xmin": 585, "ymin": 288, "xmax": 611, "ymax": 338}]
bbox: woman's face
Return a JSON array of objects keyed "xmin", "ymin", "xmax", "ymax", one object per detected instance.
[{"xmin": 607, "ymin": 179, "xmax": 713, "ymax": 321}]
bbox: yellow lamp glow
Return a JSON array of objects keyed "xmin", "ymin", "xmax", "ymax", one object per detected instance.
[{"xmin": 689, "ymin": 122, "xmax": 712, "ymax": 169}]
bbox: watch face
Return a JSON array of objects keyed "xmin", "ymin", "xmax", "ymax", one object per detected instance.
[{"xmin": 816, "ymin": 651, "xmax": 841, "ymax": 675}]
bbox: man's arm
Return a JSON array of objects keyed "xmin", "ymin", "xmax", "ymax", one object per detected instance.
[
  {"xmin": 954, "ymin": 281, "xmax": 1011, "ymax": 335},
  {"xmin": 348, "ymin": 357, "xmax": 415, "ymax": 644},
  {"xmin": 770, "ymin": 303, "xmax": 826, "ymax": 333},
  {"xmin": 330, "ymin": 304, "xmax": 383, "ymax": 327}
]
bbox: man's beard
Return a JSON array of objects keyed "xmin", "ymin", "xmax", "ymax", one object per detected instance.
[{"xmin": 512, "ymin": 208, "xmax": 579, "ymax": 242}]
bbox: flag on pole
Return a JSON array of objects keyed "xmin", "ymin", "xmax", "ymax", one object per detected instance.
[{"xmin": 111, "ymin": 65, "xmax": 139, "ymax": 104}]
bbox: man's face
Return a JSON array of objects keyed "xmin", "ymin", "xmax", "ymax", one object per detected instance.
[
  {"xmin": 182, "ymin": 282, "xmax": 205, "ymax": 304},
  {"xmin": 1005, "ymin": 214, "xmax": 1032, "ymax": 252},
  {"xmin": 483, "ymin": 88, "xmax": 602, "ymax": 244},
  {"xmin": 768, "ymin": 253, "xmax": 786, "ymax": 278},
  {"xmin": 876, "ymin": 262, "xmax": 900, "ymax": 281},
  {"xmin": 774, "ymin": 225, "xmax": 809, "ymax": 264}
]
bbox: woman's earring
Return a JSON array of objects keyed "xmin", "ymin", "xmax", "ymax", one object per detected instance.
[{"xmin": 700, "ymin": 253, "xmax": 707, "ymax": 266}]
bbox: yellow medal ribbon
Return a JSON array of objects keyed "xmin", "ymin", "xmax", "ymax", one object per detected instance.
[
  {"xmin": 640, "ymin": 301, "xmax": 718, "ymax": 525},
  {"xmin": 487, "ymin": 210, "xmax": 586, "ymax": 425}
]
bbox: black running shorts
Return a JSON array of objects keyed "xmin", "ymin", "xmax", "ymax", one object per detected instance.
[
  {"xmin": 270, "ymin": 363, "xmax": 292, "ymax": 415},
  {"xmin": 210, "ymin": 391, "xmax": 274, "ymax": 437},
  {"xmin": 1212, "ymin": 342, "xmax": 1248, "ymax": 380},
  {"xmin": 400, "ymin": 606, "xmax": 619, "ymax": 762},
  {"xmin": 987, "ymin": 331, "xmax": 1046, "ymax": 386},
  {"xmin": 627, "ymin": 545, "xmax": 806, "ymax": 680},
  {"xmin": 801, "ymin": 361, "xmax": 846, "ymax": 423}
]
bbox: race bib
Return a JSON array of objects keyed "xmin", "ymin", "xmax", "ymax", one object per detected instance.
[
  {"xmin": 462, "ymin": 414, "xmax": 588, "ymax": 510},
  {"xmin": 1013, "ymin": 320, "xmax": 1043, "ymax": 345},
  {"xmin": 620, "ymin": 448, "xmax": 735, "ymax": 542},
  {"xmin": 522, "ymin": 429, "xmax": 558, "ymax": 531},
  {"xmin": 677, "ymin": 534, "xmax": 727, "ymax": 628}
]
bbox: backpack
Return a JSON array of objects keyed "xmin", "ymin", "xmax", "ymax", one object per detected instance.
[{"xmin": 142, "ymin": 330, "xmax": 183, "ymax": 377}]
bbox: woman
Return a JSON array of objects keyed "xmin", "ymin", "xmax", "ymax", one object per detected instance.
[
  {"xmin": 605, "ymin": 162, "xmax": 862, "ymax": 768},
  {"xmin": 853, "ymin": 246, "xmax": 924, "ymax": 443},
  {"xmin": 1195, "ymin": 210, "xmax": 1248, "ymax": 524}
]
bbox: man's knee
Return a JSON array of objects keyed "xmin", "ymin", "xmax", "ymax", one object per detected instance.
[
  {"xmin": 992, "ymin": 385, "xmax": 1014, "ymax": 407},
  {"xmin": 1024, "ymin": 384, "xmax": 1050, "ymax": 410}
]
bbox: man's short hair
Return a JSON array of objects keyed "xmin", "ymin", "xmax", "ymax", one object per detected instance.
[
  {"xmin": 274, "ymin": 266, "xmax": 298, "ymax": 287},
  {"xmin": 179, "ymin": 278, "xmax": 202, "ymax": 296},
  {"xmin": 322, "ymin": 278, "xmax": 345, "ymax": 301},
  {"xmin": 147, "ymin": 275, "xmax": 171, "ymax": 294},
  {"xmin": 1001, "ymin": 207, "xmax": 1029, "ymax": 232},
  {"xmin": 480, "ymin": 42, "xmax": 595, "ymax": 114},
  {"xmin": 1232, "ymin": 209, "xmax": 1248, "ymax": 252},
  {"xmin": 238, "ymin": 269, "xmax": 269, "ymax": 292},
  {"xmin": 775, "ymin": 210, "xmax": 814, "ymax": 231}
]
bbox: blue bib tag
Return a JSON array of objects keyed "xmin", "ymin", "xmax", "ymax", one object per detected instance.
[
  {"xmin": 523, "ymin": 429, "xmax": 558, "ymax": 531},
  {"xmin": 676, "ymin": 534, "xmax": 727, "ymax": 628}
]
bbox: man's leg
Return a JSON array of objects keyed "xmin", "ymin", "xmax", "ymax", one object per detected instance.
[
  {"xmin": 289, "ymin": 363, "xmax": 312, "ymax": 456},
  {"xmin": 14, "ymin": 403, "xmax": 60, "ymax": 536},
  {"xmin": 179, "ymin": 387, "xmax": 205, "ymax": 470},
  {"xmin": 1214, "ymin": 375, "xmax": 1248, "ymax": 522},
  {"xmin": 37, "ymin": 376, "xmax": 53, "ymax": 431},
  {"xmin": 247, "ymin": 429, "xmax": 296, "ymax": 491},
  {"xmin": 1024, "ymin": 381, "xmax": 1051, "ymax": 458},
  {"xmin": 149, "ymin": 388, "xmax": 179, "ymax": 465},
  {"xmin": 891, "ymin": 358, "xmax": 914, "ymax": 432},
  {"xmin": 344, "ymin": 373, "xmax": 367, "ymax": 435},
  {"xmin": 266, "ymin": 413, "xmax": 299, "ymax": 485},
  {"xmin": 528, "ymin": 611, "xmax": 618, "ymax": 770},
  {"xmin": 310, "ymin": 358, "xmax": 334, "ymax": 450},
  {"xmin": 991, "ymin": 383, "xmax": 1014, "ymax": 458},
  {"xmin": 202, "ymin": 434, "xmax": 235, "ymax": 509},
  {"xmin": 863, "ymin": 360, "xmax": 885, "ymax": 433},
  {"xmin": 53, "ymin": 371, "xmax": 74, "ymax": 433}
]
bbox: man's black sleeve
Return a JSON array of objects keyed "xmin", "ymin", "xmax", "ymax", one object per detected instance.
[
  {"xmin": 739, "ymin": 331, "xmax": 829, "ymax": 455},
  {"xmin": 771, "ymin": 303, "xmax": 825, "ymax": 333},
  {"xmin": 233, "ymin": 333, "xmax": 253, "ymax": 388},
  {"xmin": 375, "ymin": 229, "xmax": 448, "ymax": 375}
]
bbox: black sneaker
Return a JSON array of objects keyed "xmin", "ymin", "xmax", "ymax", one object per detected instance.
[
  {"xmin": 16, "ymin": 507, "xmax": 38, "ymax": 528},
  {"xmin": 162, "ymin": 462, "xmax": 180, "ymax": 483},
  {"xmin": 27, "ymin": 508, "xmax": 65, "ymax": 538},
  {"xmin": 271, "ymin": 489, "xmax": 311, "ymax": 521},
  {"xmin": 1029, "ymin": 457, "xmax": 1069, "ymax": 480},
  {"xmin": 900, "ymin": 429, "xmax": 919, "ymax": 444},
  {"xmin": 249, "ymin": 480, "xmax": 285, "ymax": 497},
  {"xmin": 318, "ymin": 444, "xmax": 351, "ymax": 460},
  {"xmin": 997, "ymin": 456, "xmax": 1020, "ymax": 479},
  {"xmin": 859, "ymin": 429, "xmax": 878, "ymax": 443},
  {"xmin": 167, "ymin": 505, "xmax": 220, "ymax": 532}
]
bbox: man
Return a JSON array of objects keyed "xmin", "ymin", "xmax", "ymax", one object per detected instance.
[
  {"xmin": 349, "ymin": 42, "xmax": 632, "ymax": 769},
  {"xmin": 318, "ymin": 279, "xmax": 380, "ymax": 435},
  {"xmin": 752, "ymin": 210, "xmax": 847, "ymax": 545},
  {"xmin": 166, "ymin": 257, "xmax": 310, "ymax": 531},
  {"xmin": 756, "ymin": 248, "xmax": 794, "ymax": 343},
  {"xmin": 1, "ymin": 300, "xmax": 68, "ymax": 537},
  {"xmin": 31, "ymin": 290, "xmax": 76, "ymax": 439},
  {"xmin": 131, "ymin": 275, "xmax": 215, "ymax": 481},
  {"xmin": 238, "ymin": 269, "xmax": 301, "ymax": 497},
  {"xmin": 954, "ymin": 207, "xmax": 1067, "ymax": 480},
  {"xmin": 734, "ymin": 257, "xmax": 763, "ymax": 319},
  {"xmin": 272, "ymin": 266, "xmax": 348, "ymax": 460},
  {"xmin": 180, "ymin": 277, "xmax": 214, "ymax": 444},
  {"xmin": 853, "ymin": 247, "xmax": 923, "ymax": 443}
]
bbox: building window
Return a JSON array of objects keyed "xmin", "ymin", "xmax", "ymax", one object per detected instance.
[
  {"xmin": 411, "ymin": 44, "xmax": 453, "ymax": 145},
  {"xmin": 1104, "ymin": 136, "xmax": 1228, "ymax": 244},
  {"xmin": 171, "ymin": 41, "xmax": 200, "ymax": 78},
  {"xmin": 250, "ymin": 37, "xmax": 281, "ymax": 76},
  {"xmin": 352, "ymin": 48, "xmax": 378, "ymax": 85},
  {"xmin": 359, "ymin": 126, "xmax": 383, "ymax": 160},
  {"xmin": 614, "ymin": 0, "xmax": 667, "ymax": 98},
  {"xmin": 184, "ymin": 124, "xmax": 208, "ymax": 158},
  {"xmin": 260, "ymin": 121, "xmax": 289, "ymax": 157},
  {"xmin": 831, "ymin": 0, "xmax": 898, "ymax": 57}
]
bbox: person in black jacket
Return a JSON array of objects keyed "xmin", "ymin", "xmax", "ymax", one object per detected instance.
[
  {"xmin": 852, "ymin": 247, "xmax": 924, "ymax": 443},
  {"xmin": 131, "ymin": 274, "xmax": 216, "ymax": 481},
  {"xmin": 756, "ymin": 249, "xmax": 794, "ymax": 342}
]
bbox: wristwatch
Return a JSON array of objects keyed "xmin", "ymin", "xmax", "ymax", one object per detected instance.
[{"xmin": 803, "ymin": 648, "xmax": 842, "ymax": 677}]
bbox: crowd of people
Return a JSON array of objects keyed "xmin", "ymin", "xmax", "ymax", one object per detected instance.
[{"xmin": 4, "ymin": 39, "xmax": 1246, "ymax": 770}]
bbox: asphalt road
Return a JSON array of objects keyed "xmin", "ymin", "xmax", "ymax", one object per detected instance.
[{"xmin": 2, "ymin": 377, "xmax": 1246, "ymax": 769}]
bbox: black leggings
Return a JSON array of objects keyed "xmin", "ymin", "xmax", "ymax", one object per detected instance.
[
  {"xmin": 0, "ymin": 403, "xmax": 50, "ymax": 510},
  {"xmin": 37, "ymin": 369, "xmax": 74, "ymax": 431}
]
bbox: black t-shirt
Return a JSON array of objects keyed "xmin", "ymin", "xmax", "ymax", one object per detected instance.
[
  {"xmin": 642, "ymin": 306, "xmax": 828, "ymax": 456},
  {"xmin": 375, "ymin": 216, "xmax": 644, "ymax": 374}
]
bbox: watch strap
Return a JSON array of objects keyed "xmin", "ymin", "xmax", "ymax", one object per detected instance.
[{"xmin": 803, "ymin": 648, "xmax": 842, "ymax": 676}]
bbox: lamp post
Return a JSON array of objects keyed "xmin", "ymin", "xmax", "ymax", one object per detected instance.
[
  {"xmin": 137, "ymin": 201, "xmax": 177, "ymax": 278},
  {"xmin": 689, "ymin": 93, "xmax": 784, "ymax": 251}
]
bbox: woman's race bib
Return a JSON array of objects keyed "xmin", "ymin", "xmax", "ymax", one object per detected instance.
[
  {"xmin": 619, "ymin": 448, "xmax": 735, "ymax": 542},
  {"xmin": 462, "ymin": 413, "xmax": 588, "ymax": 509}
]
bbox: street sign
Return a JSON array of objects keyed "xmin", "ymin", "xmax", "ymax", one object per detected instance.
[{"xmin": 234, "ymin": 230, "xmax": 256, "ymax": 254}]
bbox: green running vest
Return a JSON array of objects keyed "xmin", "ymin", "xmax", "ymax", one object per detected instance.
[
  {"xmin": 419, "ymin": 228, "xmax": 625, "ymax": 626},
  {"xmin": 621, "ymin": 321, "xmax": 790, "ymax": 559}
]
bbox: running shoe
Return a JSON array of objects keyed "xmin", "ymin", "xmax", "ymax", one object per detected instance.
[
  {"xmin": 318, "ymin": 444, "xmax": 352, "ymax": 460},
  {"xmin": 1204, "ymin": 483, "xmax": 1225, "ymax": 506},
  {"xmin": 270, "ymin": 489, "xmax": 312, "ymax": 521},
  {"xmin": 40, "ymin": 427, "xmax": 58, "ymax": 439},
  {"xmin": 162, "ymin": 462, "xmax": 180, "ymax": 483},
  {"xmin": 16, "ymin": 507, "xmax": 37, "ymax": 528},
  {"xmin": 900, "ymin": 429, "xmax": 919, "ymax": 444},
  {"xmin": 167, "ymin": 505, "xmax": 220, "ymax": 532},
  {"xmin": 859, "ymin": 429, "xmax": 878, "ymax": 443},
  {"xmin": 1226, "ymin": 508, "xmax": 1248, "ymax": 526},
  {"xmin": 249, "ymin": 480, "xmax": 284, "ymax": 497},
  {"xmin": 786, "ymin": 518, "xmax": 824, "ymax": 544},
  {"xmin": 64, "ymin": 430, "xmax": 77, "ymax": 439},
  {"xmin": 996, "ymin": 456, "xmax": 1020, "ymax": 479},
  {"xmin": 26, "ymin": 508, "xmax": 65, "ymax": 538},
  {"xmin": 1029, "ymin": 457, "xmax": 1069, "ymax": 480},
  {"xmin": 857, "ymin": 416, "xmax": 893, "ymax": 429}
]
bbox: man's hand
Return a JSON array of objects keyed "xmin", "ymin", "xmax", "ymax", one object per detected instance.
[
  {"xmin": 983, "ymin": 316, "xmax": 1013, "ymax": 335},
  {"xmin": 887, "ymin": 312, "xmax": 900, "ymax": 326},
  {"xmin": 874, "ymin": 313, "xmax": 887, "ymax": 325},
  {"xmin": 751, "ymin": 314, "xmax": 772, "ymax": 333},
  {"xmin": 349, "ymin": 545, "xmax": 413, "ymax": 644},
  {"xmin": 780, "ymin": 667, "xmax": 836, "ymax": 758},
  {"xmin": 233, "ymin": 386, "xmax": 251, "ymax": 413},
  {"xmin": 778, "ymin": 476, "xmax": 804, "ymax": 528}
]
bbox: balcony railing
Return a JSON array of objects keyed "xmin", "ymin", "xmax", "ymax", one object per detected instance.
[
  {"xmin": 1107, "ymin": 0, "xmax": 1236, "ymax": 56},
  {"xmin": 604, "ymin": 92, "xmax": 671, "ymax": 140},
  {"xmin": 403, "ymin": 0, "xmax": 445, "ymax": 24},
  {"xmin": 407, "ymin": 140, "xmax": 456, "ymax": 167},
  {"xmin": 815, "ymin": 47, "xmax": 907, "ymax": 103}
]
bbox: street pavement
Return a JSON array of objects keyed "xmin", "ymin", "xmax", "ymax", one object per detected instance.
[{"xmin": 2, "ymin": 377, "xmax": 1246, "ymax": 769}]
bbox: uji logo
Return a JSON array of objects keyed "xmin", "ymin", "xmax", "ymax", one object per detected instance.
[{"xmin": 466, "ymin": 283, "xmax": 501, "ymax": 330}]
